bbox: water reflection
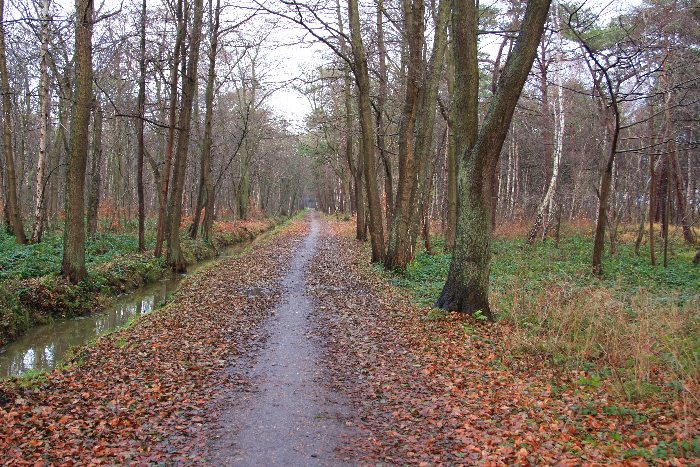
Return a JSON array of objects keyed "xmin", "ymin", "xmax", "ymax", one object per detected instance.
[{"xmin": 0, "ymin": 241, "xmax": 252, "ymax": 377}]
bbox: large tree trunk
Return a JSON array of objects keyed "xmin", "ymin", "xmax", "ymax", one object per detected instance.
[
  {"xmin": 154, "ymin": 0, "xmax": 184, "ymax": 258},
  {"xmin": 436, "ymin": 0, "xmax": 550, "ymax": 318},
  {"xmin": 384, "ymin": 0, "xmax": 425, "ymax": 270},
  {"xmin": 191, "ymin": 0, "xmax": 220, "ymax": 240},
  {"xmin": 166, "ymin": 0, "xmax": 204, "ymax": 272},
  {"xmin": 348, "ymin": 0, "xmax": 385, "ymax": 261},
  {"xmin": 86, "ymin": 102, "xmax": 103, "ymax": 238},
  {"xmin": 31, "ymin": 0, "xmax": 51, "ymax": 243},
  {"xmin": 0, "ymin": 0, "xmax": 26, "ymax": 243},
  {"xmin": 135, "ymin": 0, "xmax": 146, "ymax": 251},
  {"xmin": 61, "ymin": 0, "xmax": 93, "ymax": 283}
]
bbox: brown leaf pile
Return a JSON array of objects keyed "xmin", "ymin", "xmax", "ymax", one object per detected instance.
[
  {"xmin": 307, "ymin": 220, "xmax": 699, "ymax": 465},
  {"xmin": 0, "ymin": 221, "xmax": 309, "ymax": 465}
]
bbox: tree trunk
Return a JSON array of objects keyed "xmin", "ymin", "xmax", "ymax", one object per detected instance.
[
  {"xmin": 384, "ymin": 0, "xmax": 425, "ymax": 270},
  {"xmin": 445, "ymin": 40, "xmax": 457, "ymax": 250},
  {"xmin": 191, "ymin": 0, "xmax": 220, "ymax": 240},
  {"xmin": 135, "ymin": 0, "xmax": 147, "ymax": 251},
  {"xmin": 436, "ymin": 0, "xmax": 550, "ymax": 318},
  {"xmin": 648, "ymin": 105, "xmax": 657, "ymax": 266},
  {"xmin": 31, "ymin": 0, "xmax": 51, "ymax": 243},
  {"xmin": 527, "ymin": 3, "xmax": 564, "ymax": 245},
  {"xmin": 592, "ymin": 108, "xmax": 620, "ymax": 276},
  {"xmin": 386, "ymin": 0, "xmax": 449, "ymax": 270},
  {"xmin": 86, "ymin": 102, "xmax": 103, "ymax": 238},
  {"xmin": 166, "ymin": 0, "xmax": 204, "ymax": 272},
  {"xmin": 376, "ymin": 0, "xmax": 393, "ymax": 230},
  {"xmin": 0, "ymin": 0, "xmax": 26, "ymax": 243},
  {"xmin": 61, "ymin": 0, "xmax": 93, "ymax": 283},
  {"xmin": 348, "ymin": 0, "xmax": 385, "ymax": 261},
  {"xmin": 154, "ymin": 0, "xmax": 184, "ymax": 258},
  {"xmin": 336, "ymin": 0, "xmax": 365, "ymax": 240}
]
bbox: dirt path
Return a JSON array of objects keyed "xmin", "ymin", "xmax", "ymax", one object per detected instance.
[{"xmin": 206, "ymin": 212, "xmax": 355, "ymax": 465}]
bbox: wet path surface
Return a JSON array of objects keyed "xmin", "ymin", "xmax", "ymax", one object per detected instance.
[{"xmin": 206, "ymin": 212, "xmax": 354, "ymax": 466}]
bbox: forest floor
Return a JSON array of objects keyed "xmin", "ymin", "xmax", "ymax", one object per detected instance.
[{"xmin": 0, "ymin": 211, "xmax": 698, "ymax": 464}]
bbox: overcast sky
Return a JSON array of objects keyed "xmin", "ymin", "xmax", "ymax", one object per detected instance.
[{"xmin": 42, "ymin": 0, "xmax": 644, "ymax": 132}]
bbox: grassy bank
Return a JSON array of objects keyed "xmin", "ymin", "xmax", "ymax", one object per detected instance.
[
  {"xmin": 384, "ymin": 230, "xmax": 699, "ymax": 402},
  {"xmin": 0, "ymin": 218, "xmax": 282, "ymax": 346}
]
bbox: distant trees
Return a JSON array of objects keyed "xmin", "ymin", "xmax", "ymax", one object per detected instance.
[
  {"xmin": 300, "ymin": 0, "xmax": 697, "ymax": 316},
  {"xmin": 0, "ymin": 0, "xmax": 309, "ymax": 278}
]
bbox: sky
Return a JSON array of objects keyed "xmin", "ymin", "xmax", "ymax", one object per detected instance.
[{"xmin": 44, "ymin": 0, "xmax": 645, "ymax": 133}]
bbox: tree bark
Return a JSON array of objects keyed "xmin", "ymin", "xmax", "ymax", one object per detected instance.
[
  {"xmin": 154, "ymin": 0, "xmax": 184, "ymax": 258},
  {"xmin": 348, "ymin": 0, "xmax": 385, "ymax": 261},
  {"xmin": 165, "ymin": 0, "xmax": 204, "ymax": 272},
  {"xmin": 0, "ymin": 0, "xmax": 26, "ymax": 243},
  {"xmin": 135, "ymin": 0, "xmax": 147, "ymax": 251},
  {"xmin": 61, "ymin": 0, "xmax": 93, "ymax": 283},
  {"xmin": 31, "ymin": 0, "xmax": 51, "ymax": 243},
  {"xmin": 436, "ymin": 0, "xmax": 551, "ymax": 318},
  {"xmin": 86, "ymin": 102, "xmax": 103, "ymax": 238}
]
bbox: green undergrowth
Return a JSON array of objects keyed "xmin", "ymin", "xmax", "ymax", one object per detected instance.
[
  {"xmin": 383, "ymin": 233, "xmax": 700, "ymax": 402},
  {"xmin": 0, "ymin": 217, "xmax": 284, "ymax": 346}
]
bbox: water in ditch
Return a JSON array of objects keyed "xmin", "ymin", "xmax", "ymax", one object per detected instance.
[{"xmin": 0, "ymin": 241, "xmax": 254, "ymax": 378}]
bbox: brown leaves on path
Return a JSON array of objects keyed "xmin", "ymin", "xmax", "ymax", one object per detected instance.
[
  {"xmin": 307, "ymin": 219, "xmax": 699, "ymax": 465},
  {"xmin": 0, "ymin": 220, "xmax": 309, "ymax": 464}
]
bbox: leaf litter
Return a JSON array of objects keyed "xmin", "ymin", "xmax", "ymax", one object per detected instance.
[{"xmin": 306, "ymin": 219, "xmax": 699, "ymax": 465}]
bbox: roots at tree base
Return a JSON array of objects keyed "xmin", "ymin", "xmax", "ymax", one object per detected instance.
[{"xmin": 435, "ymin": 279, "xmax": 493, "ymax": 321}]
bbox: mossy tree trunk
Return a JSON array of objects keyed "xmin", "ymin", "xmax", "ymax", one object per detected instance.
[
  {"xmin": 436, "ymin": 0, "xmax": 550, "ymax": 318},
  {"xmin": 61, "ymin": 0, "xmax": 94, "ymax": 283}
]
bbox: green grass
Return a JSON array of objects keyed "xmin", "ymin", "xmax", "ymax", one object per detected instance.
[
  {"xmin": 385, "ymin": 232, "xmax": 700, "ymax": 401},
  {"xmin": 0, "ymin": 223, "xmax": 160, "ymax": 281},
  {"xmin": 389, "ymin": 235, "xmax": 699, "ymax": 310}
]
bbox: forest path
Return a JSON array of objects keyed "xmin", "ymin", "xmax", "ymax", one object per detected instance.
[{"xmin": 205, "ymin": 211, "xmax": 355, "ymax": 466}]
